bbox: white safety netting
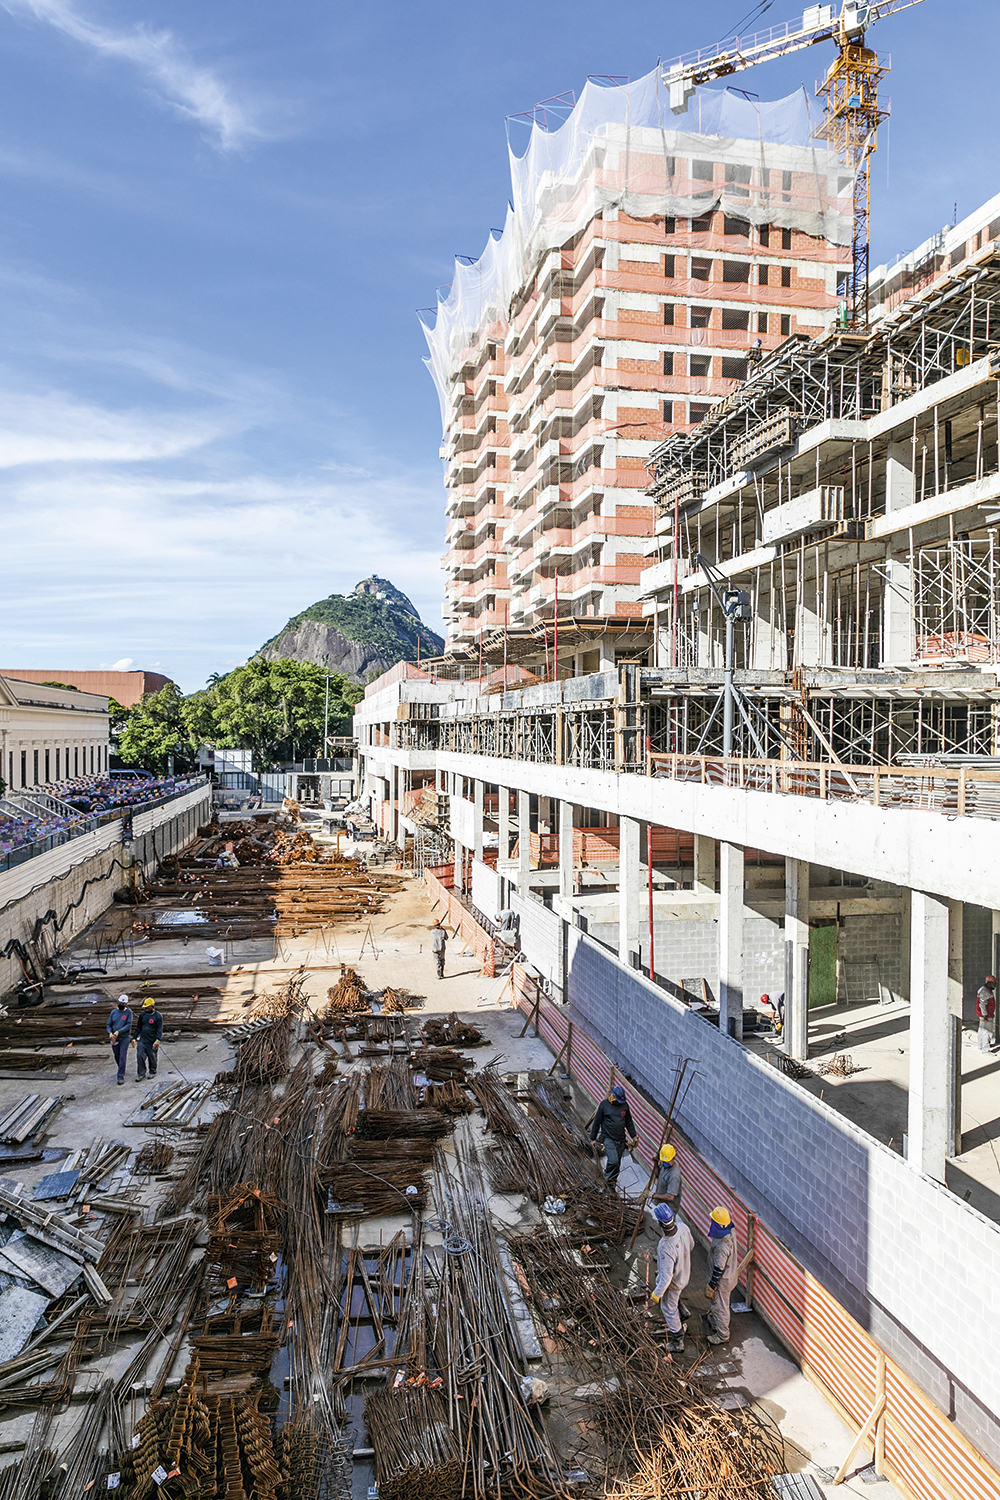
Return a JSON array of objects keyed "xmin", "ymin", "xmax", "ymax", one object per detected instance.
[{"xmin": 422, "ymin": 67, "xmax": 854, "ymax": 427}]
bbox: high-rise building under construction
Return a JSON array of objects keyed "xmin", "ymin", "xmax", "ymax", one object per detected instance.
[{"xmin": 424, "ymin": 72, "xmax": 852, "ymax": 656}]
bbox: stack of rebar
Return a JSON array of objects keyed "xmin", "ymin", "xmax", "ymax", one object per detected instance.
[
  {"xmin": 420, "ymin": 1014, "xmax": 488, "ymax": 1048},
  {"xmin": 365, "ymin": 1386, "xmax": 463, "ymax": 1500},
  {"xmin": 326, "ymin": 969, "xmax": 369, "ymax": 1015}
]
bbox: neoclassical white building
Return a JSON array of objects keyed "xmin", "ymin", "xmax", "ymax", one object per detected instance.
[{"xmin": 0, "ymin": 675, "xmax": 111, "ymax": 792}]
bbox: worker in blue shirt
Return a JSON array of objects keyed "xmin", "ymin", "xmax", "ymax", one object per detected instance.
[
  {"xmin": 134, "ymin": 997, "xmax": 163, "ymax": 1081},
  {"xmin": 106, "ymin": 995, "xmax": 133, "ymax": 1086}
]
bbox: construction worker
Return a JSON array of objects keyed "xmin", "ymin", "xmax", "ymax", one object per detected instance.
[
  {"xmin": 134, "ymin": 996, "xmax": 163, "ymax": 1081},
  {"xmin": 704, "ymin": 1207, "xmax": 739, "ymax": 1345},
  {"xmin": 649, "ymin": 1203, "xmax": 694, "ymax": 1352},
  {"xmin": 431, "ymin": 920, "xmax": 447, "ymax": 979},
  {"xmin": 976, "ymin": 976, "xmax": 996, "ymax": 1054},
  {"xmin": 589, "ymin": 1083, "xmax": 638, "ymax": 1187},
  {"xmin": 106, "ymin": 994, "xmax": 133, "ymax": 1086},
  {"xmin": 651, "ymin": 1141, "xmax": 682, "ymax": 1211}
]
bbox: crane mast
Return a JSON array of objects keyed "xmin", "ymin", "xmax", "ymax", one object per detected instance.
[{"xmin": 661, "ymin": 0, "xmax": 926, "ymax": 328}]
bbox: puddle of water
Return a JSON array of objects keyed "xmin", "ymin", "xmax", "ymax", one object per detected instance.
[{"xmin": 155, "ymin": 910, "xmax": 208, "ymax": 926}]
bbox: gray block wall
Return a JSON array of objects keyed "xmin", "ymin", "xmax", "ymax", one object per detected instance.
[
  {"xmin": 837, "ymin": 911, "xmax": 904, "ymax": 1004},
  {"xmin": 558, "ymin": 924, "xmax": 1000, "ymax": 1472}
]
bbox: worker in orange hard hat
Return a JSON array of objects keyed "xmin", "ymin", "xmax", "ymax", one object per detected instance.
[
  {"xmin": 651, "ymin": 1141, "xmax": 683, "ymax": 1213},
  {"xmin": 703, "ymin": 1207, "xmax": 738, "ymax": 1345}
]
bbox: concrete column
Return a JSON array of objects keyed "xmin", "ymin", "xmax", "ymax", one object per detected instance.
[
  {"xmin": 498, "ymin": 788, "xmax": 511, "ymax": 867},
  {"xmin": 697, "ymin": 604, "xmax": 713, "ymax": 668},
  {"xmin": 558, "ymin": 800, "xmax": 575, "ymax": 900},
  {"xmin": 908, "ymin": 890, "xmax": 951, "ymax": 1181},
  {"xmin": 883, "ymin": 439, "xmax": 916, "ymax": 668},
  {"xmin": 785, "ymin": 858, "xmax": 810, "ymax": 1061},
  {"xmin": 751, "ymin": 585, "xmax": 785, "ymax": 670},
  {"xmin": 693, "ymin": 834, "xmax": 715, "ymax": 895},
  {"xmin": 947, "ymin": 898, "xmax": 965, "ymax": 1158},
  {"xmin": 618, "ymin": 815, "xmax": 640, "ymax": 967},
  {"xmin": 993, "ymin": 911, "xmax": 1000, "ymax": 1045},
  {"xmin": 473, "ymin": 779, "xmax": 484, "ymax": 862},
  {"xmin": 883, "ymin": 553, "xmax": 913, "ymax": 667},
  {"xmin": 517, "ymin": 790, "xmax": 531, "ymax": 892},
  {"xmin": 719, "ymin": 842, "xmax": 745, "ymax": 1041},
  {"xmin": 598, "ymin": 638, "xmax": 615, "ymax": 673},
  {"xmin": 391, "ymin": 765, "xmax": 400, "ymax": 844},
  {"xmin": 948, "ymin": 899, "xmax": 964, "ymax": 1019},
  {"xmin": 886, "ymin": 439, "xmax": 915, "ymax": 511}
]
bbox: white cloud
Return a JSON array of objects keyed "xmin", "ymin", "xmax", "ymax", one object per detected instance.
[
  {"xmin": 2, "ymin": 0, "xmax": 266, "ymax": 149},
  {"xmin": 0, "ymin": 465, "xmax": 446, "ymax": 688},
  {"xmin": 103, "ymin": 657, "xmax": 134, "ymax": 670},
  {"xmin": 0, "ymin": 387, "xmax": 225, "ymax": 466}
]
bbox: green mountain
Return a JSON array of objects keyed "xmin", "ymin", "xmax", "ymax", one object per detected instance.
[{"xmin": 259, "ymin": 577, "xmax": 444, "ymax": 683}]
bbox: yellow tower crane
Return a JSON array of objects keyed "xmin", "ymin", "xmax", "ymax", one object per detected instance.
[{"xmin": 662, "ymin": 0, "xmax": 927, "ymax": 327}]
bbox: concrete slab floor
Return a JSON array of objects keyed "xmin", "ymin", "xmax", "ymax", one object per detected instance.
[
  {"xmin": 0, "ymin": 863, "xmax": 901, "ymax": 1491},
  {"xmin": 745, "ymin": 995, "xmax": 1000, "ymax": 1224}
]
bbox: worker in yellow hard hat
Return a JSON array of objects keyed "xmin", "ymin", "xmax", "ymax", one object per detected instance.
[
  {"xmin": 134, "ymin": 995, "xmax": 163, "ymax": 1082},
  {"xmin": 651, "ymin": 1140, "xmax": 683, "ymax": 1213},
  {"xmin": 703, "ymin": 1207, "xmax": 738, "ymax": 1345}
]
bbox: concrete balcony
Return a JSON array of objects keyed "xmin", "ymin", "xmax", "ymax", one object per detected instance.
[{"xmin": 639, "ymin": 558, "xmax": 690, "ymax": 597}]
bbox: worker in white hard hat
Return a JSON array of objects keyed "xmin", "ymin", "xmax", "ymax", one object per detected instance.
[
  {"xmin": 651, "ymin": 1141, "xmax": 683, "ymax": 1212},
  {"xmin": 703, "ymin": 1207, "xmax": 739, "ymax": 1345},
  {"xmin": 649, "ymin": 1203, "xmax": 694, "ymax": 1353}
]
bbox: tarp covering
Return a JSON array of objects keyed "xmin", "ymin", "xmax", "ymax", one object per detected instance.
[{"xmin": 422, "ymin": 69, "xmax": 853, "ymax": 425}]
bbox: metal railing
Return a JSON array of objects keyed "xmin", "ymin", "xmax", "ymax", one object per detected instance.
[{"xmin": 650, "ymin": 753, "xmax": 1000, "ymax": 820}]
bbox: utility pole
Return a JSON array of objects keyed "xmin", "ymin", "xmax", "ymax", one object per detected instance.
[{"xmin": 324, "ymin": 675, "xmax": 330, "ymax": 762}]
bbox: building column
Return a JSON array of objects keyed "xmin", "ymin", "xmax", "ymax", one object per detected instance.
[
  {"xmin": 618, "ymin": 815, "xmax": 640, "ymax": 968},
  {"xmin": 558, "ymin": 800, "xmax": 575, "ymax": 900},
  {"xmin": 785, "ymin": 858, "xmax": 810, "ymax": 1061},
  {"xmin": 993, "ymin": 910, "xmax": 1000, "ymax": 1045},
  {"xmin": 517, "ymin": 790, "xmax": 531, "ymax": 893},
  {"xmin": 473, "ymin": 779, "xmax": 484, "ymax": 863},
  {"xmin": 883, "ymin": 440, "xmax": 915, "ymax": 667},
  {"xmin": 719, "ymin": 842, "xmax": 745, "ymax": 1041},
  {"xmin": 947, "ymin": 898, "xmax": 964, "ymax": 1158},
  {"xmin": 693, "ymin": 834, "xmax": 715, "ymax": 895},
  {"xmin": 498, "ymin": 787, "xmax": 511, "ymax": 868},
  {"xmin": 908, "ymin": 891, "xmax": 951, "ymax": 1181}
]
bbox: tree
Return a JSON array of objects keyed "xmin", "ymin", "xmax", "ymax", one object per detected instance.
[
  {"xmin": 209, "ymin": 658, "xmax": 361, "ymax": 768},
  {"xmin": 116, "ymin": 684, "xmax": 196, "ymax": 774}
]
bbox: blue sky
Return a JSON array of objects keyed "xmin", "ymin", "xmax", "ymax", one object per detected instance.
[{"xmin": 0, "ymin": 0, "xmax": 988, "ymax": 691}]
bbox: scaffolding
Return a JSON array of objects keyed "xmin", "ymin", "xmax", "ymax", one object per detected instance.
[{"xmin": 914, "ymin": 535, "xmax": 1000, "ymax": 664}]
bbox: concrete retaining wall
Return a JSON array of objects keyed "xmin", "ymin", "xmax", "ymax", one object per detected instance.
[{"xmin": 561, "ymin": 925, "xmax": 1000, "ymax": 1469}]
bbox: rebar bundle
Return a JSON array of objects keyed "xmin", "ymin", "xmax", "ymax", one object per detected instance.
[
  {"xmin": 422, "ymin": 1078, "xmax": 474, "ymax": 1114},
  {"xmin": 365, "ymin": 1385, "xmax": 463, "ymax": 1500},
  {"xmin": 326, "ymin": 969, "xmax": 368, "ymax": 1015},
  {"xmin": 355, "ymin": 1109, "xmax": 452, "ymax": 1140},
  {"xmin": 380, "ymin": 986, "xmax": 423, "ymax": 1013},
  {"xmin": 365, "ymin": 1058, "xmax": 417, "ymax": 1111},
  {"xmin": 420, "ymin": 1013, "xmax": 488, "ymax": 1048},
  {"xmin": 409, "ymin": 1046, "xmax": 476, "ymax": 1082}
]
